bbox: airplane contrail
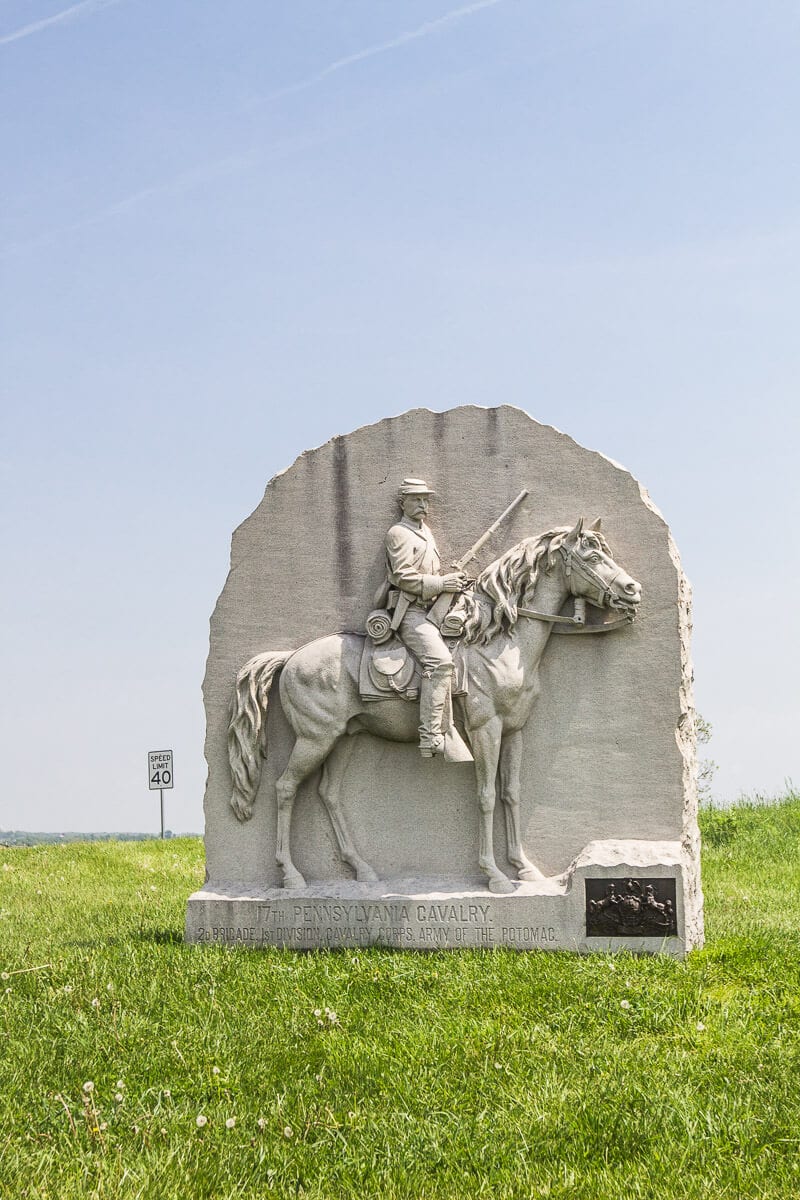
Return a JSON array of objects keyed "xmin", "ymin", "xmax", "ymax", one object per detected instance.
[
  {"xmin": 264, "ymin": 0, "xmax": 508, "ymax": 101},
  {"xmin": 0, "ymin": 0, "xmax": 123, "ymax": 48}
]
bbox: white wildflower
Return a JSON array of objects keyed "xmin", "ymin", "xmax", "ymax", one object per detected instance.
[
  {"xmin": 225, "ymin": 1117, "xmax": 236, "ymax": 1129},
  {"xmin": 82, "ymin": 1081, "xmax": 95, "ymax": 1094},
  {"xmin": 196, "ymin": 1114, "xmax": 208, "ymax": 1128},
  {"xmin": 620, "ymin": 999, "xmax": 631, "ymax": 1010}
]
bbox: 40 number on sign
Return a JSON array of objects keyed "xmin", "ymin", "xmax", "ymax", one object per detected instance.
[{"xmin": 148, "ymin": 750, "xmax": 174, "ymax": 790}]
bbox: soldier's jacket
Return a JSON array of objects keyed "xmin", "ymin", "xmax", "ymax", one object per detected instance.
[
  {"xmin": 376, "ymin": 515, "xmax": 454, "ymax": 631},
  {"xmin": 384, "ymin": 516, "xmax": 445, "ymax": 604}
]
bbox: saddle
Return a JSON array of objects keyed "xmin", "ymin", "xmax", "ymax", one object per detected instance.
[
  {"xmin": 358, "ymin": 609, "xmax": 469, "ymax": 704},
  {"xmin": 360, "ymin": 637, "xmax": 420, "ymax": 702}
]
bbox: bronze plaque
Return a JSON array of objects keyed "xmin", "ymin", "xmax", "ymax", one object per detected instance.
[{"xmin": 585, "ymin": 877, "xmax": 678, "ymax": 938}]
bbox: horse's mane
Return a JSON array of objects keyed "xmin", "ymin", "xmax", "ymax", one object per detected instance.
[{"xmin": 460, "ymin": 526, "xmax": 610, "ymax": 645}]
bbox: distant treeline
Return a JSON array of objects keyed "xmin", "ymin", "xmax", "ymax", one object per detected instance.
[{"xmin": 0, "ymin": 831, "xmax": 199, "ymax": 846}]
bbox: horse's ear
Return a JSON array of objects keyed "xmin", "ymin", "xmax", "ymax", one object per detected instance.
[
  {"xmin": 565, "ymin": 517, "xmax": 584, "ymax": 545},
  {"xmin": 589, "ymin": 518, "xmax": 602, "ymax": 531}
]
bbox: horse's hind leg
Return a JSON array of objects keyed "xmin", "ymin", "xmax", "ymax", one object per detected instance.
[
  {"xmin": 499, "ymin": 730, "xmax": 544, "ymax": 882},
  {"xmin": 276, "ymin": 736, "xmax": 335, "ymax": 890},
  {"xmin": 319, "ymin": 736, "xmax": 379, "ymax": 883}
]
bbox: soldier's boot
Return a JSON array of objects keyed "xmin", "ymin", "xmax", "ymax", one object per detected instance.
[{"xmin": 418, "ymin": 664, "xmax": 453, "ymax": 758}]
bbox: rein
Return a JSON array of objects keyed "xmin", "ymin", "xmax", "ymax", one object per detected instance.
[
  {"xmin": 516, "ymin": 607, "xmax": 633, "ymax": 635},
  {"xmin": 516, "ymin": 543, "xmax": 634, "ymax": 635}
]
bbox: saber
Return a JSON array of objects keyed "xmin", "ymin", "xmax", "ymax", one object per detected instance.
[{"xmin": 427, "ymin": 489, "xmax": 529, "ymax": 627}]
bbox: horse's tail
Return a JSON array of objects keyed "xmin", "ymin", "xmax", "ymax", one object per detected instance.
[{"xmin": 228, "ymin": 650, "xmax": 293, "ymax": 822}]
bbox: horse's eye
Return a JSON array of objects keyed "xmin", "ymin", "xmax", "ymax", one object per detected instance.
[{"xmin": 590, "ymin": 553, "xmax": 601, "ymax": 563}]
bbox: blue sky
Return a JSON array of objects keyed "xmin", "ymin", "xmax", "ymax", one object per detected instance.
[{"xmin": 2, "ymin": 0, "xmax": 798, "ymax": 831}]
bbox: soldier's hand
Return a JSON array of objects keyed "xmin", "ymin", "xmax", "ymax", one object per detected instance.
[{"xmin": 441, "ymin": 572, "xmax": 467, "ymax": 593}]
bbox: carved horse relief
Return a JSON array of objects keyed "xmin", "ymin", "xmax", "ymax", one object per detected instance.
[{"xmin": 227, "ymin": 519, "xmax": 641, "ymax": 893}]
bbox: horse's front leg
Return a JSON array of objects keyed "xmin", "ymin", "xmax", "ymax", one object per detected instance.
[
  {"xmin": 470, "ymin": 719, "xmax": 515, "ymax": 894},
  {"xmin": 319, "ymin": 735, "xmax": 379, "ymax": 882},
  {"xmin": 499, "ymin": 729, "xmax": 544, "ymax": 882}
]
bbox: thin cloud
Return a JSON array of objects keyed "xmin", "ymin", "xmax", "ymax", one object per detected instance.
[
  {"xmin": 2, "ymin": 151, "xmax": 255, "ymax": 257},
  {"xmin": 262, "ymin": 0, "xmax": 508, "ymax": 102},
  {"xmin": 0, "ymin": 0, "xmax": 123, "ymax": 47}
]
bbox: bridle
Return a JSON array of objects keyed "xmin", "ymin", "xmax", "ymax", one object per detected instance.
[{"xmin": 517, "ymin": 540, "xmax": 636, "ymax": 636}]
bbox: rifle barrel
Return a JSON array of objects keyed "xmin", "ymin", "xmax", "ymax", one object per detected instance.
[{"xmin": 456, "ymin": 489, "xmax": 529, "ymax": 569}]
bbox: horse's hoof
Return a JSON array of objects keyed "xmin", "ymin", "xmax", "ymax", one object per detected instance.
[
  {"xmin": 488, "ymin": 876, "xmax": 516, "ymax": 895},
  {"xmin": 517, "ymin": 866, "xmax": 545, "ymax": 882},
  {"xmin": 282, "ymin": 873, "xmax": 307, "ymax": 890},
  {"xmin": 354, "ymin": 865, "xmax": 380, "ymax": 883}
]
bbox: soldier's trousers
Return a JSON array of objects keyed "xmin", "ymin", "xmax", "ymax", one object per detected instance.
[{"xmin": 397, "ymin": 608, "xmax": 454, "ymax": 676}]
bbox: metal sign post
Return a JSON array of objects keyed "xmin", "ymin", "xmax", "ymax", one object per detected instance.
[{"xmin": 148, "ymin": 750, "xmax": 174, "ymax": 838}]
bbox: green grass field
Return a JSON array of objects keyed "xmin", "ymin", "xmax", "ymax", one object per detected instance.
[{"xmin": 1, "ymin": 795, "xmax": 799, "ymax": 1200}]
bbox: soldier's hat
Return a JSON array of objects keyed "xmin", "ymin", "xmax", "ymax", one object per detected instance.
[{"xmin": 398, "ymin": 477, "xmax": 435, "ymax": 497}]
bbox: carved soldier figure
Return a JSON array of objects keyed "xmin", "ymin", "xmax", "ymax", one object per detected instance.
[{"xmin": 381, "ymin": 478, "xmax": 466, "ymax": 757}]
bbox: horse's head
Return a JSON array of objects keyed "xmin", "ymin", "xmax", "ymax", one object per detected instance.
[{"xmin": 551, "ymin": 518, "xmax": 641, "ymax": 617}]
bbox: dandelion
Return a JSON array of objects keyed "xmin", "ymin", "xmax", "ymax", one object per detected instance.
[
  {"xmin": 0, "ymin": 972, "xmax": 8, "ymax": 981},
  {"xmin": 4, "ymin": 987, "xmax": 10, "ymax": 995},
  {"xmin": 63, "ymin": 985, "xmax": 73, "ymax": 995},
  {"xmin": 91, "ymin": 997, "xmax": 100, "ymax": 1009},
  {"xmin": 98, "ymin": 1121, "xmax": 108, "ymax": 1132},
  {"xmin": 116, "ymin": 1079, "xmax": 125, "ymax": 1089},
  {"xmin": 211, "ymin": 1066, "xmax": 220, "ymax": 1076},
  {"xmin": 163, "ymin": 1088, "xmax": 171, "ymax": 1098},
  {"xmin": 696, "ymin": 1021, "xmax": 706, "ymax": 1031},
  {"xmin": 106, "ymin": 983, "xmax": 113, "ymax": 992},
  {"xmin": 257, "ymin": 1117, "xmax": 266, "ymax": 1130},
  {"xmin": 225, "ymin": 1117, "xmax": 236, "ymax": 1129},
  {"xmin": 620, "ymin": 999, "xmax": 631, "ymax": 1010},
  {"xmin": 283, "ymin": 1125, "xmax": 293, "ymax": 1138},
  {"xmin": 82, "ymin": 1081, "xmax": 95, "ymax": 1094},
  {"xmin": 114, "ymin": 1093, "xmax": 124, "ymax": 1103},
  {"xmin": 196, "ymin": 1114, "xmax": 208, "ymax": 1128},
  {"xmin": 313, "ymin": 1008, "xmax": 322, "ymax": 1018}
]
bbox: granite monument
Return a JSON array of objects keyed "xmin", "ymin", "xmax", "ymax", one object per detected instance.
[{"xmin": 186, "ymin": 406, "xmax": 703, "ymax": 956}]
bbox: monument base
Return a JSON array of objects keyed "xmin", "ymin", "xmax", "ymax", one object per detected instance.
[{"xmin": 186, "ymin": 840, "xmax": 691, "ymax": 958}]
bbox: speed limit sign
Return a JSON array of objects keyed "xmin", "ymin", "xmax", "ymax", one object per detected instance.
[{"xmin": 148, "ymin": 750, "xmax": 174, "ymax": 790}]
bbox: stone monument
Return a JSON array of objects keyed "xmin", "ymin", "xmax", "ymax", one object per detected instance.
[{"xmin": 186, "ymin": 406, "xmax": 703, "ymax": 956}]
